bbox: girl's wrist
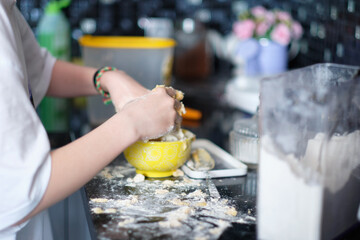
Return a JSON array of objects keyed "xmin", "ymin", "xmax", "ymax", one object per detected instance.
[{"xmin": 93, "ymin": 67, "xmax": 118, "ymax": 105}]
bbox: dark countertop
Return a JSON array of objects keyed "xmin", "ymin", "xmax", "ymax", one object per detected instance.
[{"xmin": 82, "ymin": 156, "xmax": 257, "ymax": 240}]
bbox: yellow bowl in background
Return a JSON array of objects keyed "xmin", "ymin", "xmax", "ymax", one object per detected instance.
[{"xmin": 124, "ymin": 130, "xmax": 195, "ymax": 178}]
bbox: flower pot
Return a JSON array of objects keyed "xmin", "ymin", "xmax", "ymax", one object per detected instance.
[
  {"xmin": 234, "ymin": 38, "xmax": 260, "ymax": 77},
  {"xmin": 258, "ymin": 38, "xmax": 288, "ymax": 76},
  {"xmin": 233, "ymin": 38, "xmax": 288, "ymax": 77}
]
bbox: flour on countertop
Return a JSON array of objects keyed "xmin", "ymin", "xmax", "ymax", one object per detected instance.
[{"xmin": 89, "ymin": 160, "xmax": 251, "ymax": 240}]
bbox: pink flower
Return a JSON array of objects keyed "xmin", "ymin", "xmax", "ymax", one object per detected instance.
[
  {"xmin": 256, "ymin": 22, "xmax": 270, "ymax": 36},
  {"xmin": 276, "ymin": 11, "xmax": 292, "ymax": 22},
  {"xmin": 251, "ymin": 6, "xmax": 267, "ymax": 18},
  {"xmin": 292, "ymin": 21, "xmax": 303, "ymax": 39},
  {"xmin": 265, "ymin": 11, "xmax": 276, "ymax": 25},
  {"xmin": 233, "ymin": 20, "xmax": 256, "ymax": 39},
  {"xmin": 271, "ymin": 23, "xmax": 291, "ymax": 45}
]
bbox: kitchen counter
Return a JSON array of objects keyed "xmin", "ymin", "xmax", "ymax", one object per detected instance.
[
  {"xmin": 82, "ymin": 155, "xmax": 257, "ymax": 240},
  {"xmin": 64, "ymin": 72, "xmax": 360, "ymax": 239}
]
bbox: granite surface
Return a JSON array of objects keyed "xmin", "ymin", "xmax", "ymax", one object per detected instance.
[{"xmin": 83, "ymin": 155, "xmax": 257, "ymax": 240}]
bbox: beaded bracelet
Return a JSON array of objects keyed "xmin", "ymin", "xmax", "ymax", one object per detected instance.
[{"xmin": 93, "ymin": 66, "xmax": 117, "ymax": 105}]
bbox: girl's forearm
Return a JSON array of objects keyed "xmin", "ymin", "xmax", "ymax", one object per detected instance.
[
  {"xmin": 47, "ymin": 60, "xmax": 98, "ymax": 97},
  {"xmin": 20, "ymin": 111, "xmax": 138, "ymax": 223}
]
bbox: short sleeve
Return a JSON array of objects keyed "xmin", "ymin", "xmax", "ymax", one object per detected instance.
[
  {"xmin": 14, "ymin": 5, "xmax": 56, "ymax": 107},
  {"xmin": 0, "ymin": 0, "xmax": 52, "ymax": 234}
]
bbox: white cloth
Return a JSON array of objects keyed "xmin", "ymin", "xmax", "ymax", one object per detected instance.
[{"xmin": 0, "ymin": 0, "xmax": 56, "ymax": 239}]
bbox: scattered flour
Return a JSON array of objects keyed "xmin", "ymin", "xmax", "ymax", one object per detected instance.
[
  {"xmin": 155, "ymin": 189, "xmax": 169, "ymax": 195},
  {"xmin": 91, "ymin": 198, "xmax": 108, "ymax": 203},
  {"xmin": 162, "ymin": 180, "xmax": 174, "ymax": 186}
]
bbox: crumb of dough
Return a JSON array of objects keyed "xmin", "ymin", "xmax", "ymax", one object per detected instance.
[
  {"xmin": 127, "ymin": 178, "xmax": 133, "ymax": 183},
  {"xmin": 92, "ymin": 207, "xmax": 104, "ymax": 214},
  {"xmin": 195, "ymin": 198, "xmax": 207, "ymax": 207},
  {"xmin": 179, "ymin": 206, "xmax": 193, "ymax": 215},
  {"xmin": 248, "ymin": 209, "xmax": 251, "ymax": 215},
  {"xmin": 103, "ymin": 172, "xmax": 113, "ymax": 179},
  {"xmin": 133, "ymin": 173, "xmax": 145, "ymax": 183},
  {"xmin": 162, "ymin": 180, "xmax": 174, "ymax": 186},
  {"xmin": 114, "ymin": 173, "xmax": 124, "ymax": 178},
  {"xmin": 160, "ymin": 128, "xmax": 185, "ymax": 142},
  {"xmin": 169, "ymin": 198, "xmax": 189, "ymax": 206},
  {"xmin": 118, "ymin": 218, "xmax": 135, "ymax": 227},
  {"xmin": 181, "ymin": 193, "xmax": 186, "ymax": 196},
  {"xmin": 226, "ymin": 207, "xmax": 238, "ymax": 217},
  {"xmin": 155, "ymin": 189, "xmax": 169, "ymax": 195},
  {"xmin": 98, "ymin": 167, "xmax": 112, "ymax": 179},
  {"xmin": 130, "ymin": 195, "xmax": 139, "ymax": 204},
  {"xmin": 159, "ymin": 219, "xmax": 182, "ymax": 228},
  {"xmin": 154, "ymin": 85, "xmax": 184, "ymax": 101},
  {"xmin": 172, "ymin": 169, "xmax": 184, "ymax": 177},
  {"xmin": 175, "ymin": 89, "xmax": 184, "ymax": 101},
  {"xmin": 159, "ymin": 207, "xmax": 192, "ymax": 228},
  {"xmin": 116, "ymin": 195, "xmax": 138, "ymax": 207},
  {"xmin": 91, "ymin": 198, "xmax": 108, "ymax": 203},
  {"xmin": 183, "ymin": 177, "xmax": 193, "ymax": 183},
  {"xmin": 188, "ymin": 189, "xmax": 206, "ymax": 198},
  {"xmin": 104, "ymin": 208, "xmax": 117, "ymax": 214}
]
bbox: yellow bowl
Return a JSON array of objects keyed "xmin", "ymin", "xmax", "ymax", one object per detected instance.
[{"xmin": 124, "ymin": 130, "xmax": 195, "ymax": 178}]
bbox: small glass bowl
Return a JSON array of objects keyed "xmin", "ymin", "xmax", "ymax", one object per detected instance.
[{"xmin": 229, "ymin": 118, "xmax": 259, "ymax": 166}]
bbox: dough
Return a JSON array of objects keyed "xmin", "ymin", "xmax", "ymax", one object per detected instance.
[
  {"xmin": 90, "ymin": 198, "xmax": 108, "ymax": 203},
  {"xmin": 118, "ymin": 218, "xmax": 135, "ymax": 227},
  {"xmin": 172, "ymin": 169, "xmax": 184, "ymax": 177},
  {"xmin": 104, "ymin": 208, "xmax": 117, "ymax": 214},
  {"xmin": 188, "ymin": 189, "xmax": 206, "ymax": 198},
  {"xmin": 225, "ymin": 207, "xmax": 238, "ymax": 216},
  {"xmin": 91, "ymin": 207, "xmax": 104, "ymax": 214},
  {"xmin": 133, "ymin": 173, "xmax": 145, "ymax": 183},
  {"xmin": 162, "ymin": 180, "xmax": 174, "ymax": 186},
  {"xmin": 155, "ymin": 189, "xmax": 169, "ymax": 195}
]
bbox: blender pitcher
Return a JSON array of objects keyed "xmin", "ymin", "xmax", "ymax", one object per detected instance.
[{"xmin": 257, "ymin": 63, "xmax": 360, "ymax": 240}]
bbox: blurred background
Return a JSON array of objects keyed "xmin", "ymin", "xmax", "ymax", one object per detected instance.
[
  {"xmin": 18, "ymin": 0, "xmax": 360, "ymax": 67},
  {"xmin": 17, "ymin": 0, "xmax": 360, "ymax": 149}
]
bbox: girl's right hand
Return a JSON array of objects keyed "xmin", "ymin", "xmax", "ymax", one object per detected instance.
[{"xmin": 119, "ymin": 87, "xmax": 181, "ymax": 141}]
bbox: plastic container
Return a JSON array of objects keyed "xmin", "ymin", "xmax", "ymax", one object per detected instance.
[
  {"xmin": 257, "ymin": 63, "xmax": 360, "ymax": 240},
  {"xmin": 79, "ymin": 36, "xmax": 176, "ymax": 125},
  {"xmin": 36, "ymin": 0, "xmax": 71, "ymax": 132}
]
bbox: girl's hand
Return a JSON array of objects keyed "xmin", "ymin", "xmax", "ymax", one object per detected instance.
[
  {"xmin": 100, "ymin": 70, "xmax": 150, "ymax": 112},
  {"xmin": 119, "ymin": 87, "xmax": 181, "ymax": 141}
]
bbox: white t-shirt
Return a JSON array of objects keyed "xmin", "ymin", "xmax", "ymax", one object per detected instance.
[{"xmin": 0, "ymin": 0, "xmax": 56, "ymax": 239}]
